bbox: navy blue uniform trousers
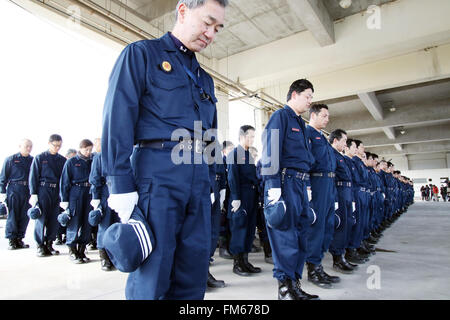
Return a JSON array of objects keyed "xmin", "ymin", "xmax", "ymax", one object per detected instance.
[
  {"xmin": 125, "ymin": 147, "xmax": 211, "ymax": 300},
  {"xmin": 228, "ymin": 185, "xmax": 257, "ymax": 255},
  {"xmin": 97, "ymin": 186, "xmax": 120, "ymax": 249},
  {"xmin": 34, "ymin": 186, "xmax": 60, "ymax": 244},
  {"xmin": 66, "ymin": 185, "xmax": 92, "ymax": 247},
  {"xmin": 348, "ymin": 188, "xmax": 367, "ymax": 249},
  {"xmin": 210, "ymin": 177, "xmax": 221, "ymax": 258},
  {"xmin": 306, "ymin": 176, "xmax": 335, "ymax": 265},
  {"xmin": 329, "ymin": 185, "xmax": 352, "ymax": 256},
  {"xmin": 265, "ymin": 170, "xmax": 313, "ymax": 281},
  {"xmin": 5, "ymin": 184, "xmax": 30, "ymax": 239}
]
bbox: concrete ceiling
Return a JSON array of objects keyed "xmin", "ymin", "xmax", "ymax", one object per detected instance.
[{"xmin": 9, "ymin": 0, "xmax": 450, "ymax": 167}]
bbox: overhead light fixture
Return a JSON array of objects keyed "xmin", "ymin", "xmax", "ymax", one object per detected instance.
[
  {"xmin": 389, "ymin": 107, "xmax": 396, "ymax": 112},
  {"xmin": 400, "ymin": 129, "xmax": 406, "ymax": 135},
  {"xmin": 339, "ymin": 0, "xmax": 352, "ymax": 9}
]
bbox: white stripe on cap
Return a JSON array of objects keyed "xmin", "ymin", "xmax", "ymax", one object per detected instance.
[{"xmin": 128, "ymin": 219, "xmax": 152, "ymax": 261}]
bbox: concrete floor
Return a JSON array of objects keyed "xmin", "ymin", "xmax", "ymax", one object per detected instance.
[{"xmin": 0, "ymin": 201, "xmax": 449, "ymax": 300}]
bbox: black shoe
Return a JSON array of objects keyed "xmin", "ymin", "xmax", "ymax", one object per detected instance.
[
  {"xmin": 233, "ymin": 254, "xmax": 251, "ymax": 277},
  {"xmin": 37, "ymin": 244, "xmax": 52, "ymax": 257},
  {"xmin": 332, "ymin": 255, "xmax": 354, "ymax": 274},
  {"xmin": 345, "ymin": 249, "xmax": 367, "ymax": 264},
  {"xmin": 16, "ymin": 239, "xmax": 30, "ymax": 249},
  {"xmin": 306, "ymin": 262, "xmax": 333, "ymax": 288},
  {"xmin": 8, "ymin": 239, "xmax": 19, "ymax": 250},
  {"xmin": 243, "ymin": 253, "xmax": 261, "ymax": 273},
  {"xmin": 317, "ymin": 264, "xmax": 340, "ymax": 283},
  {"xmin": 278, "ymin": 279, "xmax": 297, "ymax": 300},
  {"xmin": 366, "ymin": 235, "xmax": 378, "ymax": 244},
  {"xmin": 68, "ymin": 246, "xmax": 83, "ymax": 264},
  {"xmin": 99, "ymin": 249, "xmax": 115, "ymax": 271},
  {"xmin": 219, "ymin": 247, "xmax": 233, "ymax": 260},
  {"xmin": 78, "ymin": 245, "xmax": 90, "ymax": 263},
  {"xmin": 46, "ymin": 241, "xmax": 60, "ymax": 255},
  {"xmin": 87, "ymin": 241, "xmax": 97, "ymax": 251},
  {"xmin": 293, "ymin": 279, "xmax": 320, "ymax": 300},
  {"xmin": 207, "ymin": 272, "xmax": 225, "ymax": 288}
]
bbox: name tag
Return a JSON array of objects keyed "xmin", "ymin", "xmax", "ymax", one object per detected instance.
[{"xmin": 292, "ymin": 128, "xmax": 300, "ymax": 132}]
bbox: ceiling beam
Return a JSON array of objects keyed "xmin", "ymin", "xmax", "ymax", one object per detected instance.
[
  {"xmin": 328, "ymin": 98, "xmax": 450, "ymax": 135},
  {"xmin": 354, "ymin": 124, "xmax": 450, "ymax": 148},
  {"xmin": 287, "ymin": 0, "xmax": 335, "ymax": 46},
  {"xmin": 367, "ymin": 141, "xmax": 450, "ymax": 157},
  {"xmin": 358, "ymin": 92, "xmax": 384, "ymax": 121}
]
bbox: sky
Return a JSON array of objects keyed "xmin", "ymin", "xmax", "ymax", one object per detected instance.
[{"xmin": 0, "ymin": 0, "xmax": 121, "ymax": 162}]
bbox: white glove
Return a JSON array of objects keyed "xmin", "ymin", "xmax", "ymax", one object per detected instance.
[
  {"xmin": 60, "ymin": 202, "xmax": 69, "ymax": 210},
  {"xmin": 267, "ymin": 188, "xmax": 282, "ymax": 205},
  {"xmin": 352, "ymin": 202, "xmax": 356, "ymax": 212},
  {"xmin": 210, "ymin": 193, "xmax": 215, "ymax": 205},
  {"xmin": 108, "ymin": 191, "xmax": 139, "ymax": 223},
  {"xmin": 0, "ymin": 193, "xmax": 6, "ymax": 203},
  {"xmin": 29, "ymin": 194, "xmax": 38, "ymax": 207},
  {"xmin": 334, "ymin": 202, "xmax": 339, "ymax": 211},
  {"xmin": 382, "ymin": 193, "xmax": 386, "ymax": 199},
  {"xmin": 219, "ymin": 189, "xmax": 226, "ymax": 210},
  {"xmin": 231, "ymin": 200, "xmax": 241, "ymax": 213},
  {"xmin": 90, "ymin": 199, "xmax": 101, "ymax": 209},
  {"xmin": 307, "ymin": 187, "xmax": 312, "ymax": 202},
  {"xmin": 310, "ymin": 207, "xmax": 317, "ymax": 225}
]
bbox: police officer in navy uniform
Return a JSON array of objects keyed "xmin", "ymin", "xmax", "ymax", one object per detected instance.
[
  {"xmin": 262, "ymin": 79, "xmax": 319, "ymax": 300},
  {"xmin": 227, "ymin": 125, "xmax": 261, "ymax": 276},
  {"xmin": 29, "ymin": 134, "xmax": 66, "ymax": 257},
  {"xmin": 101, "ymin": 0, "xmax": 228, "ymax": 300},
  {"xmin": 218, "ymin": 140, "xmax": 234, "ymax": 259},
  {"xmin": 88, "ymin": 141, "xmax": 120, "ymax": 271},
  {"xmin": 60, "ymin": 139, "xmax": 94, "ymax": 264},
  {"xmin": 0, "ymin": 139, "xmax": 33, "ymax": 250},
  {"xmin": 343, "ymin": 139, "xmax": 367, "ymax": 265},
  {"xmin": 305, "ymin": 104, "xmax": 340, "ymax": 288},
  {"xmin": 207, "ymin": 146, "xmax": 226, "ymax": 288},
  {"xmin": 328, "ymin": 129, "xmax": 356, "ymax": 274}
]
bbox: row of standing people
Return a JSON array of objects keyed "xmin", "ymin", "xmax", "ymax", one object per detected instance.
[{"xmin": 0, "ymin": 136, "xmax": 118, "ymax": 271}]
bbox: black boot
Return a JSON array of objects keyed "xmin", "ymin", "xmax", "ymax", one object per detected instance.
[
  {"xmin": 46, "ymin": 241, "xmax": 60, "ymax": 255},
  {"xmin": 306, "ymin": 262, "xmax": 333, "ymax": 288},
  {"xmin": 8, "ymin": 238, "xmax": 19, "ymax": 250},
  {"xmin": 316, "ymin": 264, "xmax": 340, "ymax": 283},
  {"xmin": 345, "ymin": 248, "xmax": 367, "ymax": 264},
  {"xmin": 207, "ymin": 271, "xmax": 225, "ymax": 288},
  {"xmin": 243, "ymin": 253, "xmax": 261, "ymax": 273},
  {"xmin": 78, "ymin": 244, "xmax": 90, "ymax": 263},
  {"xmin": 218, "ymin": 238, "xmax": 233, "ymax": 260},
  {"xmin": 332, "ymin": 255, "xmax": 354, "ymax": 274},
  {"xmin": 233, "ymin": 253, "xmax": 250, "ymax": 277},
  {"xmin": 278, "ymin": 279, "xmax": 320, "ymax": 300},
  {"xmin": 99, "ymin": 248, "xmax": 115, "ymax": 271},
  {"xmin": 16, "ymin": 239, "xmax": 30, "ymax": 249},
  {"xmin": 68, "ymin": 245, "xmax": 83, "ymax": 264},
  {"xmin": 36, "ymin": 244, "xmax": 52, "ymax": 257},
  {"xmin": 55, "ymin": 234, "xmax": 63, "ymax": 245},
  {"xmin": 343, "ymin": 255, "xmax": 358, "ymax": 269},
  {"xmin": 263, "ymin": 241, "xmax": 274, "ymax": 264}
]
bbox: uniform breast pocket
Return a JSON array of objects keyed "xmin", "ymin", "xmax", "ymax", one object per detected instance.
[
  {"xmin": 287, "ymin": 130, "xmax": 301, "ymax": 142},
  {"xmin": 149, "ymin": 75, "xmax": 190, "ymax": 119}
]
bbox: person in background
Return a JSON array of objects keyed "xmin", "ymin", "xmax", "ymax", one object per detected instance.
[
  {"xmin": 0, "ymin": 139, "xmax": 33, "ymax": 250},
  {"xmin": 59, "ymin": 139, "xmax": 94, "ymax": 264}
]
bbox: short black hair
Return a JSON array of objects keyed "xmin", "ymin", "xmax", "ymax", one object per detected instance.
[
  {"xmin": 239, "ymin": 125, "xmax": 255, "ymax": 137},
  {"xmin": 329, "ymin": 129, "xmax": 347, "ymax": 144},
  {"xmin": 286, "ymin": 79, "xmax": 314, "ymax": 102},
  {"xmin": 79, "ymin": 139, "xmax": 93, "ymax": 149},
  {"xmin": 346, "ymin": 138, "xmax": 355, "ymax": 148},
  {"xmin": 222, "ymin": 140, "xmax": 234, "ymax": 150},
  {"xmin": 49, "ymin": 134, "xmax": 62, "ymax": 143},
  {"xmin": 353, "ymin": 139, "xmax": 363, "ymax": 148},
  {"xmin": 387, "ymin": 161, "xmax": 394, "ymax": 167},
  {"xmin": 371, "ymin": 153, "xmax": 379, "ymax": 159},
  {"xmin": 365, "ymin": 152, "xmax": 372, "ymax": 159},
  {"xmin": 309, "ymin": 104, "xmax": 328, "ymax": 118}
]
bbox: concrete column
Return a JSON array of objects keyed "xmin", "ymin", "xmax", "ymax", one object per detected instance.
[{"xmin": 215, "ymin": 89, "xmax": 230, "ymax": 143}]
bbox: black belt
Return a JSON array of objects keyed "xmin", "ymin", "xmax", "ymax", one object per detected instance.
[
  {"xmin": 74, "ymin": 182, "xmax": 91, "ymax": 187},
  {"xmin": 377, "ymin": 188, "xmax": 381, "ymax": 191},
  {"xmin": 336, "ymin": 181, "xmax": 352, "ymax": 187},
  {"xmin": 311, "ymin": 172, "xmax": 336, "ymax": 178},
  {"xmin": 360, "ymin": 187, "xmax": 366, "ymax": 192},
  {"xmin": 40, "ymin": 182, "xmax": 58, "ymax": 188},
  {"xmin": 139, "ymin": 139, "xmax": 207, "ymax": 153},
  {"xmin": 215, "ymin": 174, "xmax": 220, "ymax": 181},
  {"xmin": 9, "ymin": 181, "xmax": 28, "ymax": 186},
  {"xmin": 282, "ymin": 168, "xmax": 310, "ymax": 181}
]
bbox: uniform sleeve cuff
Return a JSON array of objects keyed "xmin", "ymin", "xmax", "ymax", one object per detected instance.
[{"xmin": 107, "ymin": 175, "xmax": 136, "ymax": 194}]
